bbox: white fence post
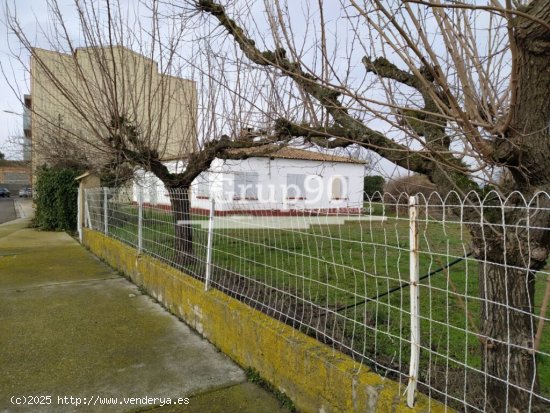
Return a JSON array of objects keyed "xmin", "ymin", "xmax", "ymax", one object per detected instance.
[
  {"xmin": 204, "ymin": 198, "xmax": 215, "ymax": 291},
  {"xmin": 77, "ymin": 184, "xmax": 82, "ymax": 243},
  {"xmin": 138, "ymin": 187, "xmax": 143, "ymax": 253},
  {"xmin": 84, "ymin": 189, "xmax": 91, "ymax": 229},
  {"xmin": 103, "ymin": 187, "xmax": 109, "ymax": 235},
  {"xmin": 407, "ymin": 195, "xmax": 420, "ymax": 408}
]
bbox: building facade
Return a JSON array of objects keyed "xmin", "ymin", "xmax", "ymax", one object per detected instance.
[
  {"xmin": 0, "ymin": 160, "xmax": 31, "ymax": 193},
  {"xmin": 134, "ymin": 147, "xmax": 366, "ymax": 215},
  {"xmin": 22, "ymin": 94, "xmax": 32, "ymax": 161},
  {"xmin": 29, "ymin": 46, "xmax": 196, "ymax": 181}
]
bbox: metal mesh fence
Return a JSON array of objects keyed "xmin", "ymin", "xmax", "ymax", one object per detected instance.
[{"xmin": 84, "ymin": 187, "xmax": 550, "ymax": 412}]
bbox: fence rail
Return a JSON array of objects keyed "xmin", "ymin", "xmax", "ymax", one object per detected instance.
[{"xmin": 84, "ymin": 187, "xmax": 550, "ymax": 412}]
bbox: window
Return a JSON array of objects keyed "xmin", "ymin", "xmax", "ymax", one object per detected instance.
[
  {"xmin": 286, "ymin": 174, "xmax": 306, "ymax": 199},
  {"xmin": 234, "ymin": 172, "xmax": 258, "ymax": 199},
  {"xmin": 195, "ymin": 173, "xmax": 210, "ymax": 199},
  {"xmin": 331, "ymin": 176, "xmax": 349, "ymax": 200}
]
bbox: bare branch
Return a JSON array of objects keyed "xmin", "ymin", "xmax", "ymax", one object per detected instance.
[
  {"xmin": 195, "ymin": 0, "xmax": 452, "ymax": 176},
  {"xmin": 405, "ymin": 0, "xmax": 550, "ymax": 32}
]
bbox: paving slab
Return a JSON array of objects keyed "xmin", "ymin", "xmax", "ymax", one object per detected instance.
[
  {"xmin": 0, "ymin": 198, "xmax": 16, "ymax": 224},
  {"xmin": 0, "ymin": 218, "xmax": 290, "ymax": 413},
  {"xmin": 141, "ymin": 382, "xmax": 291, "ymax": 413}
]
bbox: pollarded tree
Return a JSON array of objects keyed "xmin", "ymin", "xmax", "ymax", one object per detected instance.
[
  {"xmin": 187, "ymin": 0, "xmax": 550, "ymax": 411},
  {"xmin": 5, "ymin": 0, "xmax": 288, "ymax": 264}
]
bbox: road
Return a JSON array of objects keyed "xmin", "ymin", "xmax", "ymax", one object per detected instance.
[{"xmin": 0, "ymin": 198, "xmax": 16, "ymax": 224}]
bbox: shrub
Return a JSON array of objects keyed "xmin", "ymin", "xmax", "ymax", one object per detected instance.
[
  {"xmin": 34, "ymin": 166, "xmax": 80, "ymax": 231},
  {"xmin": 363, "ymin": 175, "xmax": 385, "ymax": 200},
  {"xmin": 384, "ymin": 174, "xmax": 436, "ymax": 199},
  {"xmin": 383, "ymin": 174, "xmax": 441, "ymax": 216}
]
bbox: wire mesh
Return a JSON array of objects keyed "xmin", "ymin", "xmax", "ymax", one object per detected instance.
[{"xmin": 84, "ymin": 187, "xmax": 550, "ymax": 412}]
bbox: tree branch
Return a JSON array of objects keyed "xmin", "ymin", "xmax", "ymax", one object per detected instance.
[
  {"xmin": 362, "ymin": 56, "xmax": 420, "ymax": 90},
  {"xmin": 405, "ymin": 0, "xmax": 550, "ymax": 32},
  {"xmin": 362, "ymin": 56, "xmax": 447, "ymax": 137},
  {"xmin": 197, "ymin": 0, "xmax": 436, "ymax": 175},
  {"xmin": 167, "ymin": 135, "xmax": 285, "ymax": 188}
]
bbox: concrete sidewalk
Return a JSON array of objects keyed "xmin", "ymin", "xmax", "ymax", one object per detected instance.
[{"xmin": 0, "ymin": 216, "xmax": 290, "ymax": 413}]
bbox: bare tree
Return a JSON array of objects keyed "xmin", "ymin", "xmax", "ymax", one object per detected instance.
[
  {"xmin": 183, "ymin": 0, "xmax": 549, "ymax": 411},
  {"xmin": 4, "ymin": 0, "xmax": 288, "ymax": 263}
]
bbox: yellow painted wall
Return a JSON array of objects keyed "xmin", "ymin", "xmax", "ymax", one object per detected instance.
[{"xmin": 83, "ymin": 229, "xmax": 451, "ymax": 413}]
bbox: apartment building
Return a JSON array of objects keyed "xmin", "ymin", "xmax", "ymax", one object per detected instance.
[
  {"xmin": 0, "ymin": 160, "xmax": 31, "ymax": 193},
  {"xmin": 30, "ymin": 46, "xmax": 197, "ymax": 181}
]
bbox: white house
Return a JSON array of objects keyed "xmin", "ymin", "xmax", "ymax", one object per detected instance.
[{"xmin": 134, "ymin": 146, "xmax": 366, "ymax": 215}]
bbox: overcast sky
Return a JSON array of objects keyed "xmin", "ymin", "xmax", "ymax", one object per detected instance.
[
  {"xmin": 1, "ymin": 1, "xmax": 48, "ymax": 158},
  {"xmin": 0, "ymin": 1, "xmax": 87, "ymax": 159},
  {"xmin": 0, "ymin": 0, "xmax": 437, "ymax": 178}
]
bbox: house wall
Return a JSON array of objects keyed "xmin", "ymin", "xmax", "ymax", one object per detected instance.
[
  {"xmin": 132, "ymin": 160, "xmax": 186, "ymax": 206},
  {"xmin": 133, "ymin": 157, "xmax": 365, "ymax": 214},
  {"xmin": 198, "ymin": 157, "xmax": 364, "ymax": 212}
]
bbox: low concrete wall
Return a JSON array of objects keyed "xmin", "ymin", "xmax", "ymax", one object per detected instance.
[{"xmin": 83, "ymin": 229, "xmax": 448, "ymax": 413}]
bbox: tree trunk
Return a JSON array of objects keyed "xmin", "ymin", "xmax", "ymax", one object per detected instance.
[
  {"xmin": 168, "ymin": 187, "xmax": 194, "ymax": 268},
  {"xmin": 477, "ymin": 249, "xmax": 538, "ymax": 412},
  {"xmin": 471, "ymin": 196, "xmax": 550, "ymax": 412},
  {"xmin": 475, "ymin": 4, "xmax": 550, "ymax": 410}
]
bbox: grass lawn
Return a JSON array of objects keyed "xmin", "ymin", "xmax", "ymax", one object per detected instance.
[{"xmin": 105, "ymin": 201, "xmax": 550, "ymax": 404}]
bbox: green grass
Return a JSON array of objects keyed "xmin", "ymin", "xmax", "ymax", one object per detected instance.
[
  {"xmin": 105, "ymin": 202, "xmax": 550, "ymax": 403},
  {"xmin": 211, "ymin": 215, "xmax": 483, "ymax": 372}
]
